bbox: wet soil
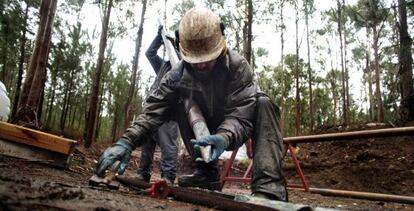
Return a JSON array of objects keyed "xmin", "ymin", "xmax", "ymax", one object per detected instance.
[{"xmin": 1, "ymin": 126, "xmax": 414, "ymax": 210}]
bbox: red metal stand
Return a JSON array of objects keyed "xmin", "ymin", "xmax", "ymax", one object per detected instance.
[{"xmin": 220, "ymin": 140, "xmax": 309, "ymax": 191}]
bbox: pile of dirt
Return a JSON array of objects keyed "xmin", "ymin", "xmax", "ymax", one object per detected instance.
[{"xmin": 287, "ymin": 136, "xmax": 414, "ymax": 196}]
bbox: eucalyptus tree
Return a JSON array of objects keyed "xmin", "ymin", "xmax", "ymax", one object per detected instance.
[
  {"xmin": 58, "ymin": 22, "xmax": 88, "ymax": 132},
  {"xmin": 109, "ymin": 63, "xmax": 130, "ymax": 141},
  {"xmin": 279, "ymin": 0, "xmax": 286, "ymax": 130},
  {"xmin": 243, "ymin": 0, "xmax": 253, "ymax": 66},
  {"xmin": 284, "ymin": 53, "xmax": 306, "ymax": 136},
  {"xmin": 263, "ymin": 0, "xmax": 288, "ymax": 130},
  {"xmin": 349, "ymin": 0, "xmax": 389, "ymax": 122},
  {"xmin": 316, "ymin": 12, "xmax": 343, "ymax": 125},
  {"xmin": 14, "ymin": 0, "xmax": 58, "ymax": 127},
  {"xmin": 0, "ymin": 0, "xmax": 25, "ymax": 88},
  {"xmin": 85, "ymin": 0, "xmax": 113, "ymax": 147},
  {"xmin": 10, "ymin": 0, "xmax": 38, "ymax": 120},
  {"xmin": 326, "ymin": 69, "xmax": 342, "ymax": 126},
  {"xmin": 313, "ymin": 76, "xmax": 333, "ymax": 128},
  {"xmin": 303, "ymin": 0, "xmax": 315, "ymax": 131},
  {"xmin": 342, "ymin": 0, "xmax": 351, "ymax": 125},
  {"xmin": 124, "ymin": 0, "xmax": 147, "ymax": 129},
  {"xmin": 95, "ymin": 45, "xmax": 116, "ymax": 140},
  {"xmin": 336, "ymin": 0, "xmax": 349, "ymax": 126},
  {"xmin": 396, "ymin": 0, "xmax": 414, "ymax": 124},
  {"xmin": 293, "ymin": 0, "xmax": 302, "ymax": 136},
  {"xmin": 43, "ymin": 30, "xmax": 65, "ymax": 131}
]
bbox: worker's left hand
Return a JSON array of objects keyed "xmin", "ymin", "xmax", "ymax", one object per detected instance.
[
  {"xmin": 192, "ymin": 134, "xmax": 229, "ymax": 162},
  {"xmin": 95, "ymin": 138, "xmax": 134, "ymax": 177}
]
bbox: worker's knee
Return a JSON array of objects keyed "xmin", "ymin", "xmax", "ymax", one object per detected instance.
[{"xmin": 256, "ymin": 95, "xmax": 280, "ymax": 116}]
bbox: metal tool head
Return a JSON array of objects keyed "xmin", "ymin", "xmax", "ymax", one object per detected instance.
[
  {"xmin": 89, "ymin": 174, "xmax": 120, "ymax": 190},
  {"xmin": 89, "ymin": 160, "xmax": 121, "ymax": 190}
]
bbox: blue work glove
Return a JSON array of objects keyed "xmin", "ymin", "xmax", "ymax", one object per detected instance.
[
  {"xmin": 95, "ymin": 138, "xmax": 134, "ymax": 177},
  {"xmin": 192, "ymin": 134, "xmax": 229, "ymax": 162}
]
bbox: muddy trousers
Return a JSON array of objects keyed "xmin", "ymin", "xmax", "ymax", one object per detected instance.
[
  {"xmin": 138, "ymin": 121, "xmax": 179, "ymax": 180},
  {"xmin": 174, "ymin": 95, "xmax": 287, "ymax": 201},
  {"xmin": 251, "ymin": 95, "xmax": 287, "ymax": 201}
]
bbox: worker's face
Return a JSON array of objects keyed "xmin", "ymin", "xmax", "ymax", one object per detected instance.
[{"xmin": 190, "ymin": 59, "xmax": 217, "ymax": 72}]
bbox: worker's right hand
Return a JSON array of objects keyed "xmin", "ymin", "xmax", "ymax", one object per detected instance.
[{"xmin": 95, "ymin": 138, "xmax": 134, "ymax": 177}]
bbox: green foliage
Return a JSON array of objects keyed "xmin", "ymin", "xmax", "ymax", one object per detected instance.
[
  {"xmin": 348, "ymin": 0, "xmax": 389, "ymax": 29},
  {"xmin": 170, "ymin": 0, "xmax": 194, "ymax": 31}
]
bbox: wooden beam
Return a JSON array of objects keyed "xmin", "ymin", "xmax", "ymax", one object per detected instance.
[
  {"xmin": 0, "ymin": 139, "xmax": 72, "ymax": 168},
  {"xmin": 284, "ymin": 126, "xmax": 414, "ymax": 144},
  {"xmin": 0, "ymin": 121, "xmax": 76, "ymax": 155},
  {"xmin": 310, "ymin": 187, "xmax": 414, "ymax": 204},
  {"xmin": 116, "ymin": 175, "xmax": 314, "ymax": 211}
]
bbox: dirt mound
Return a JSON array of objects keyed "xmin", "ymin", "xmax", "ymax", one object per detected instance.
[{"xmin": 285, "ymin": 136, "xmax": 414, "ymax": 196}]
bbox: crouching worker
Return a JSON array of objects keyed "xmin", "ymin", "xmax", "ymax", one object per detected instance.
[{"xmin": 95, "ymin": 7, "xmax": 287, "ymax": 201}]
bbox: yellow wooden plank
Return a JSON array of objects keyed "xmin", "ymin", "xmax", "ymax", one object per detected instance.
[{"xmin": 0, "ymin": 121, "xmax": 76, "ymax": 155}]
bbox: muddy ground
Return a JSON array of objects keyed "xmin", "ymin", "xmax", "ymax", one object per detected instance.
[{"xmin": 1, "ymin": 127, "xmax": 414, "ymax": 210}]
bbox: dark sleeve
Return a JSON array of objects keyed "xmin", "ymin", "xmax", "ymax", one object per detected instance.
[
  {"xmin": 216, "ymin": 58, "xmax": 257, "ymax": 150},
  {"xmin": 122, "ymin": 62, "xmax": 182, "ymax": 147},
  {"xmin": 145, "ymin": 34, "xmax": 164, "ymax": 75}
]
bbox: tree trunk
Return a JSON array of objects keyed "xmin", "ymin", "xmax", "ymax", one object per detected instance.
[
  {"xmin": 243, "ymin": 0, "xmax": 253, "ymax": 66},
  {"xmin": 60, "ymin": 72, "xmax": 74, "ymax": 132},
  {"xmin": 372, "ymin": 26, "xmax": 384, "ymax": 122},
  {"xmin": 94, "ymin": 82, "xmax": 105, "ymax": 141},
  {"xmin": 330, "ymin": 77, "xmax": 337, "ymax": 125},
  {"xmin": 295, "ymin": 3, "xmax": 301, "ymax": 136},
  {"xmin": 279, "ymin": 0, "xmax": 285, "ymax": 133},
  {"xmin": 342, "ymin": 0, "xmax": 350, "ymax": 125},
  {"xmin": 305, "ymin": 0, "xmax": 313, "ymax": 132},
  {"xmin": 336, "ymin": 0, "xmax": 347, "ymax": 126},
  {"xmin": 44, "ymin": 81, "xmax": 55, "ymax": 129},
  {"xmin": 70, "ymin": 105, "xmax": 77, "ymax": 128},
  {"xmin": 45, "ymin": 51, "xmax": 59, "ymax": 130},
  {"xmin": 14, "ymin": 0, "xmax": 57, "ymax": 127},
  {"xmin": 397, "ymin": 0, "xmax": 414, "ymax": 124},
  {"xmin": 37, "ymin": 70, "xmax": 47, "ymax": 121},
  {"xmin": 11, "ymin": 4, "xmax": 29, "ymax": 120},
  {"xmin": 1, "ymin": 13, "xmax": 9, "ymax": 86},
  {"xmin": 84, "ymin": 0, "xmax": 113, "ymax": 147},
  {"xmin": 111, "ymin": 108, "xmax": 119, "ymax": 142},
  {"xmin": 124, "ymin": 0, "xmax": 147, "ymax": 129},
  {"xmin": 327, "ymin": 38, "xmax": 336, "ymax": 125}
]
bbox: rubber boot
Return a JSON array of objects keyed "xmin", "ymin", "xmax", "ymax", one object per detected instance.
[
  {"xmin": 136, "ymin": 171, "xmax": 151, "ymax": 183},
  {"xmin": 177, "ymin": 161, "xmax": 221, "ymax": 190}
]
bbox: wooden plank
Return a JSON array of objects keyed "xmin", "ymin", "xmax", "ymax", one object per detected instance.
[
  {"xmin": 309, "ymin": 187, "xmax": 414, "ymax": 205},
  {"xmin": 0, "ymin": 121, "xmax": 76, "ymax": 155},
  {"xmin": 0, "ymin": 139, "xmax": 72, "ymax": 168},
  {"xmin": 284, "ymin": 126, "xmax": 414, "ymax": 144}
]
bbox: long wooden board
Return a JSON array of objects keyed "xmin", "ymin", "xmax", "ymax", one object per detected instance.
[
  {"xmin": 0, "ymin": 121, "xmax": 76, "ymax": 155},
  {"xmin": 284, "ymin": 126, "xmax": 414, "ymax": 144},
  {"xmin": 0, "ymin": 139, "xmax": 73, "ymax": 168}
]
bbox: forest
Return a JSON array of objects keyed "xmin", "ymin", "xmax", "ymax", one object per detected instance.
[{"xmin": 1, "ymin": 0, "xmax": 413, "ymax": 147}]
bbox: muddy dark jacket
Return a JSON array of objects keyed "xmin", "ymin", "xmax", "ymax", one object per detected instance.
[{"xmin": 123, "ymin": 50, "xmax": 257, "ymax": 150}]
